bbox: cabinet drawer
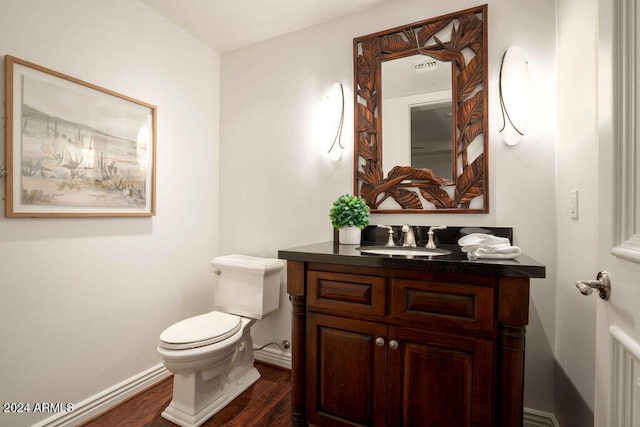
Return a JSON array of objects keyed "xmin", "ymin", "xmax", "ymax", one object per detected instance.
[
  {"xmin": 391, "ymin": 279, "xmax": 494, "ymax": 334},
  {"xmin": 308, "ymin": 271, "xmax": 386, "ymax": 316}
]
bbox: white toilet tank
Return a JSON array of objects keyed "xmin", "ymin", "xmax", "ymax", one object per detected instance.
[{"xmin": 211, "ymin": 255, "xmax": 284, "ymax": 319}]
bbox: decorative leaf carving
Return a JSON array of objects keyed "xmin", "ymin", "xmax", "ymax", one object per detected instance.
[
  {"xmin": 450, "ymin": 13, "xmax": 483, "ymax": 52},
  {"xmin": 358, "ymin": 39, "xmax": 379, "ymax": 94},
  {"xmin": 358, "ymin": 161, "xmax": 384, "ymax": 207},
  {"xmin": 420, "ymin": 187, "xmax": 458, "ymax": 209},
  {"xmin": 416, "ymin": 19, "xmax": 451, "ymax": 46},
  {"xmin": 360, "ymin": 182, "xmax": 377, "ymax": 207},
  {"xmin": 358, "ymin": 160, "xmax": 383, "ymax": 186},
  {"xmin": 455, "ymin": 153, "xmax": 485, "ymax": 206},
  {"xmin": 387, "ymin": 165, "xmax": 442, "ymax": 185},
  {"xmin": 380, "ymin": 33, "xmax": 415, "ymax": 53},
  {"xmin": 358, "ymin": 133, "xmax": 376, "ymax": 161},
  {"xmin": 389, "ymin": 188, "xmax": 424, "ymax": 210},
  {"xmin": 354, "ymin": 6, "xmax": 487, "ymax": 212},
  {"xmin": 458, "ymin": 52, "xmax": 483, "ymax": 101},
  {"xmin": 459, "ymin": 120, "xmax": 484, "ymax": 154},
  {"xmin": 457, "ymin": 91, "xmax": 484, "ymax": 153},
  {"xmin": 356, "ymin": 104, "xmax": 377, "ymax": 134},
  {"xmin": 423, "ymin": 47, "xmax": 465, "ymax": 70}
]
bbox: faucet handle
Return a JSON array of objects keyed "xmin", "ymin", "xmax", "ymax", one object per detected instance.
[
  {"xmin": 426, "ymin": 226, "xmax": 447, "ymax": 249},
  {"xmin": 376, "ymin": 224, "xmax": 395, "ymax": 246}
]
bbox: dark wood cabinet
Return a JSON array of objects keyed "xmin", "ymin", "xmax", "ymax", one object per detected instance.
[{"xmin": 285, "ymin": 260, "xmax": 532, "ymax": 427}]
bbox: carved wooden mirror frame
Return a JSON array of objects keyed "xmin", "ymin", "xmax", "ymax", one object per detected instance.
[{"xmin": 353, "ymin": 5, "xmax": 488, "ymax": 213}]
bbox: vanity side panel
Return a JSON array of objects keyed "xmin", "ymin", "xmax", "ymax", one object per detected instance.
[
  {"xmin": 286, "ymin": 261, "xmax": 307, "ymax": 426},
  {"xmin": 497, "ymin": 276, "xmax": 530, "ymax": 427}
]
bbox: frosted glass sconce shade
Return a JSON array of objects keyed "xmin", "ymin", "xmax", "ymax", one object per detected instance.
[
  {"xmin": 324, "ymin": 82, "xmax": 345, "ymax": 160},
  {"xmin": 499, "ymin": 46, "xmax": 530, "ymax": 145}
]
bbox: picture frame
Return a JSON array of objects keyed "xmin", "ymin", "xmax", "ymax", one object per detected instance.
[{"xmin": 4, "ymin": 55, "xmax": 156, "ymax": 217}]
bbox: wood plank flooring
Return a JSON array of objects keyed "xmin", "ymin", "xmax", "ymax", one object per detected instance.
[{"xmin": 80, "ymin": 363, "xmax": 291, "ymax": 427}]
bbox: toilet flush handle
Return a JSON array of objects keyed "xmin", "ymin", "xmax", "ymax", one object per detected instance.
[{"xmin": 212, "ymin": 268, "xmax": 221, "ymax": 275}]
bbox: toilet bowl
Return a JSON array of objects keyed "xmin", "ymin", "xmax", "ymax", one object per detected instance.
[{"xmin": 157, "ymin": 255, "xmax": 284, "ymax": 427}]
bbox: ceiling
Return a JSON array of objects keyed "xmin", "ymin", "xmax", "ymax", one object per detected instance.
[{"xmin": 143, "ymin": 0, "xmax": 395, "ymax": 53}]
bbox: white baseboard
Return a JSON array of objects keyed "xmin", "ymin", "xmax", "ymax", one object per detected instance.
[
  {"xmin": 32, "ymin": 363, "xmax": 171, "ymax": 427},
  {"xmin": 254, "ymin": 346, "xmax": 292, "ymax": 370},
  {"xmin": 524, "ymin": 407, "xmax": 560, "ymax": 427},
  {"xmin": 31, "ymin": 348, "xmax": 289, "ymax": 427}
]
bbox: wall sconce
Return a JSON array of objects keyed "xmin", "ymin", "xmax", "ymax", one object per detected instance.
[
  {"xmin": 325, "ymin": 82, "xmax": 345, "ymax": 161},
  {"xmin": 499, "ymin": 46, "xmax": 530, "ymax": 145}
]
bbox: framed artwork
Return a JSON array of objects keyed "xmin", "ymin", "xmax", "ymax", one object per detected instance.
[{"xmin": 4, "ymin": 55, "xmax": 156, "ymax": 217}]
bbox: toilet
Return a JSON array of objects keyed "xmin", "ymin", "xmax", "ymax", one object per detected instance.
[{"xmin": 157, "ymin": 254, "xmax": 284, "ymax": 427}]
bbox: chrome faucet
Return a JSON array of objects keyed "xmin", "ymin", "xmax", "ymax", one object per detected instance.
[{"xmin": 402, "ymin": 224, "xmax": 416, "ymax": 247}]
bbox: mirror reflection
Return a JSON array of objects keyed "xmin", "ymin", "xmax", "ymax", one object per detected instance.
[
  {"xmin": 410, "ymin": 103, "xmax": 453, "ymax": 178},
  {"xmin": 381, "ymin": 55, "xmax": 453, "ymax": 180}
]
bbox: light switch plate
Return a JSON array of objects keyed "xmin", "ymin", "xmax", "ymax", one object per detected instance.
[{"xmin": 570, "ymin": 189, "xmax": 579, "ymax": 219}]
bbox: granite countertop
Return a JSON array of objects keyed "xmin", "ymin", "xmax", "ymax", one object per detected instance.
[{"xmin": 278, "ymin": 239, "xmax": 546, "ymax": 279}]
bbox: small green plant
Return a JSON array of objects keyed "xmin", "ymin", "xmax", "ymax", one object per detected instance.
[{"xmin": 329, "ymin": 194, "xmax": 370, "ymax": 229}]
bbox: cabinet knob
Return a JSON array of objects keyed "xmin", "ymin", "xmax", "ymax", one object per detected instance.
[
  {"xmin": 375, "ymin": 337, "xmax": 385, "ymax": 347},
  {"xmin": 389, "ymin": 340, "xmax": 399, "ymax": 350}
]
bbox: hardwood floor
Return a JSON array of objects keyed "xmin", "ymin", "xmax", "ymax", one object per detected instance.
[{"xmin": 80, "ymin": 363, "xmax": 291, "ymax": 427}]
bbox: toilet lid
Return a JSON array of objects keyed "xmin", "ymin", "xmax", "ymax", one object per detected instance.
[{"xmin": 159, "ymin": 311, "xmax": 242, "ymax": 350}]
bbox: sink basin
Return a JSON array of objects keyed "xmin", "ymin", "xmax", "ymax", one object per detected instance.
[{"xmin": 357, "ymin": 246, "xmax": 451, "ymax": 257}]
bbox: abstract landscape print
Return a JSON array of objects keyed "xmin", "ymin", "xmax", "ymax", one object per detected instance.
[{"xmin": 4, "ymin": 56, "xmax": 156, "ymax": 217}]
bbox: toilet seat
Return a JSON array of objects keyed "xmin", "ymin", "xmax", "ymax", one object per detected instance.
[{"xmin": 159, "ymin": 311, "xmax": 242, "ymax": 350}]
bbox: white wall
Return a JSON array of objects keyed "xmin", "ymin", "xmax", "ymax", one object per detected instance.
[
  {"xmin": 555, "ymin": 0, "xmax": 598, "ymax": 425},
  {"xmin": 220, "ymin": 0, "xmax": 558, "ymax": 413},
  {"xmin": 0, "ymin": 1, "xmax": 220, "ymax": 426}
]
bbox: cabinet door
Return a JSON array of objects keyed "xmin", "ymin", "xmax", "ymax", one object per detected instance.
[
  {"xmin": 387, "ymin": 326, "xmax": 494, "ymax": 427},
  {"xmin": 307, "ymin": 313, "xmax": 388, "ymax": 427}
]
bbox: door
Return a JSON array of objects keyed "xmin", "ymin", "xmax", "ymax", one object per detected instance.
[{"xmin": 594, "ymin": 0, "xmax": 640, "ymax": 425}]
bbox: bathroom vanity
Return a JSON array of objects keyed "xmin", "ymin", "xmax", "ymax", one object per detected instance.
[{"xmin": 278, "ymin": 228, "xmax": 545, "ymax": 427}]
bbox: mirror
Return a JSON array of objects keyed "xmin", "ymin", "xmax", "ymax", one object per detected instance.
[
  {"xmin": 381, "ymin": 56, "xmax": 453, "ymax": 180},
  {"xmin": 354, "ymin": 5, "xmax": 488, "ymax": 213}
]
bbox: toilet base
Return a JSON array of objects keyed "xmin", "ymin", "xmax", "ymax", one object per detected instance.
[{"xmin": 161, "ymin": 365, "xmax": 260, "ymax": 427}]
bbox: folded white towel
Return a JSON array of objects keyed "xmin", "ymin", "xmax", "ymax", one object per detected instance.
[
  {"xmin": 467, "ymin": 248, "xmax": 522, "ymax": 260},
  {"xmin": 458, "ymin": 233, "xmax": 511, "ymax": 247},
  {"xmin": 461, "ymin": 242, "xmax": 511, "ymax": 253},
  {"xmin": 474, "ymin": 245, "xmax": 521, "ymax": 255},
  {"xmin": 458, "ymin": 233, "xmax": 521, "ymax": 260}
]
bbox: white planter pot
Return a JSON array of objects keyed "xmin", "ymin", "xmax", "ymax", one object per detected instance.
[{"xmin": 338, "ymin": 226, "xmax": 361, "ymax": 245}]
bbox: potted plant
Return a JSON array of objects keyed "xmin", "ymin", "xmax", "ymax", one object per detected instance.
[{"xmin": 329, "ymin": 194, "xmax": 370, "ymax": 244}]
